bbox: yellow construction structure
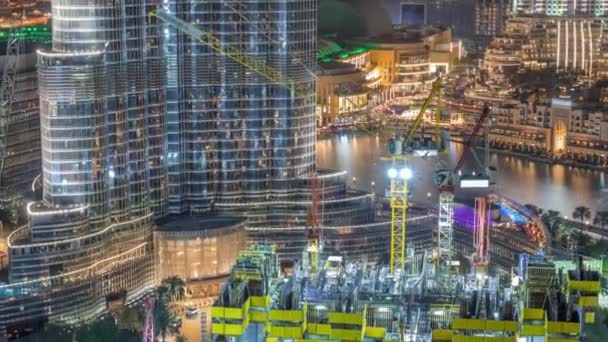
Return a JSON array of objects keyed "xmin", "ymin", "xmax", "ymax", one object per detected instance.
[
  {"xmin": 148, "ymin": 9, "xmax": 311, "ymax": 99},
  {"xmin": 385, "ymin": 77, "xmax": 443, "ymax": 274},
  {"xmin": 389, "ymin": 168, "xmax": 408, "ymax": 274}
]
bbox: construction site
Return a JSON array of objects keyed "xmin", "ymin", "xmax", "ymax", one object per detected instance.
[
  {"xmin": 191, "ymin": 27, "xmax": 603, "ymax": 341},
  {"xmin": 0, "ymin": 1, "xmax": 604, "ymax": 341}
]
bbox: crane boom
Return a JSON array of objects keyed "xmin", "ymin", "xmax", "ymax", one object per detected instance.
[
  {"xmin": 454, "ymin": 106, "xmax": 490, "ymax": 173},
  {"xmin": 403, "ymin": 77, "xmax": 443, "ymax": 148},
  {"xmin": 149, "ymin": 9, "xmax": 310, "ymax": 98}
]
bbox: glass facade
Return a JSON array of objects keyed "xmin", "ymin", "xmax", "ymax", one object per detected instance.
[
  {"xmin": 1, "ymin": 0, "xmax": 164, "ymax": 333},
  {"xmin": 164, "ymin": 0, "xmax": 317, "ymax": 213},
  {"xmin": 153, "ymin": 219, "xmax": 247, "ymax": 282},
  {"xmin": 513, "ymin": 0, "xmax": 605, "ymax": 16},
  {"xmin": 0, "ymin": 52, "xmax": 43, "ymax": 195}
]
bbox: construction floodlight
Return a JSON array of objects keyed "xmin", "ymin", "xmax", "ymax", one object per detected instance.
[
  {"xmin": 388, "ymin": 168, "xmax": 398, "ymax": 179},
  {"xmin": 399, "ymin": 168, "xmax": 412, "ymax": 180}
]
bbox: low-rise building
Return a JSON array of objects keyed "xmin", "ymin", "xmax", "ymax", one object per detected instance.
[
  {"xmin": 316, "ymin": 62, "xmax": 369, "ymax": 127},
  {"xmin": 316, "ymin": 26, "xmax": 461, "ymax": 126},
  {"xmin": 350, "ymin": 26, "xmax": 461, "ymax": 94},
  {"xmin": 488, "ymin": 96, "xmax": 608, "ymax": 165},
  {"xmin": 484, "ymin": 16, "xmax": 608, "ymax": 80},
  {"xmin": 154, "ymin": 215, "xmax": 247, "ymax": 298}
]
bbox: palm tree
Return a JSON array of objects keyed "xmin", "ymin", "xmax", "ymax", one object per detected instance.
[
  {"xmin": 593, "ymin": 211, "xmax": 608, "ymax": 228},
  {"xmin": 572, "ymin": 231, "xmax": 591, "ymax": 252},
  {"xmin": 161, "ymin": 276, "xmax": 187, "ymax": 302},
  {"xmin": 157, "ymin": 283, "xmax": 170, "ymax": 302},
  {"xmin": 525, "ymin": 204, "xmax": 543, "ymax": 217},
  {"xmin": 117, "ymin": 306, "xmax": 145, "ymax": 335},
  {"xmin": 572, "ymin": 206, "xmax": 592, "ymax": 224},
  {"xmin": 541, "ymin": 210, "xmax": 562, "ymax": 239},
  {"xmin": 155, "ymin": 301, "xmax": 180, "ymax": 342}
]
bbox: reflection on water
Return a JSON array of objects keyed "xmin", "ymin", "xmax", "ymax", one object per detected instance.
[{"xmin": 317, "ymin": 134, "xmax": 607, "ymax": 214}]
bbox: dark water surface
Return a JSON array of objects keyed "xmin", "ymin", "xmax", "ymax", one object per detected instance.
[{"xmin": 317, "ymin": 134, "xmax": 607, "ymax": 215}]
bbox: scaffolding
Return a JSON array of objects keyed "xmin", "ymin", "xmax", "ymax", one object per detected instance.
[
  {"xmin": 436, "ymin": 191, "xmax": 454, "ymax": 275},
  {"xmin": 473, "ymin": 197, "xmax": 489, "ymax": 268},
  {"xmin": 389, "ymin": 174, "xmax": 408, "ymax": 274}
]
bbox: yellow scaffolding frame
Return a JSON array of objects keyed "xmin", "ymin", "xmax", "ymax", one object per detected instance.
[{"xmin": 390, "ymin": 172, "xmax": 408, "ymax": 273}]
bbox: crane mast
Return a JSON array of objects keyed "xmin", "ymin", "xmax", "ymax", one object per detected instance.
[
  {"xmin": 307, "ymin": 173, "xmax": 322, "ymax": 273},
  {"xmin": 142, "ymin": 297, "xmax": 155, "ymax": 342},
  {"xmin": 385, "ymin": 76, "xmax": 443, "ymax": 274},
  {"xmin": 473, "ymin": 197, "xmax": 489, "ymax": 268}
]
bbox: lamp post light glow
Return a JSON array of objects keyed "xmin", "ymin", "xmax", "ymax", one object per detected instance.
[
  {"xmin": 388, "ymin": 168, "xmax": 398, "ymax": 179},
  {"xmin": 399, "ymin": 168, "xmax": 413, "ymax": 180}
]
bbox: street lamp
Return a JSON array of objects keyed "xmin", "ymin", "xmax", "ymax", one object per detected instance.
[
  {"xmin": 388, "ymin": 168, "xmax": 398, "ymax": 179},
  {"xmin": 399, "ymin": 167, "xmax": 413, "ymax": 180}
]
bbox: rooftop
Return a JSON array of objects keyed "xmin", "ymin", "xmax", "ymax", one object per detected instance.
[
  {"xmin": 0, "ymin": 24, "xmax": 50, "ymax": 43},
  {"xmin": 318, "ymin": 61, "xmax": 359, "ymax": 76}
]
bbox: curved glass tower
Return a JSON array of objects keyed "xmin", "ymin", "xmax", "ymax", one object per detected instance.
[
  {"xmin": 0, "ymin": 0, "xmax": 164, "ymax": 331},
  {"xmin": 164, "ymin": 0, "xmax": 317, "ymax": 213}
]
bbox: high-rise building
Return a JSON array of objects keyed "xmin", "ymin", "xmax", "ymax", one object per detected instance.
[
  {"xmin": 0, "ymin": 53, "xmax": 41, "ymax": 196},
  {"xmin": 483, "ymin": 17, "xmax": 608, "ymax": 79},
  {"xmin": 0, "ymin": 0, "xmax": 164, "ymax": 332},
  {"xmin": 401, "ymin": 0, "xmax": 427, "ymax": 25},
  {"xmin": 163, "ymin": 0, "xmax": 316, "ymax": 213},
  {"xmin": 0, "ymin": 25, "xmax": 51, "ymax": 208},
  {"xmin": 512, "ymin": 0, "xmax": 606, "ymax": 16},
  {"xmin": 426, "ymin": 0, "xmax": 476, "ymax": 39},
  {"xmin": 475, "ymin": 0, "xmax": 509, "ymax": 44}
]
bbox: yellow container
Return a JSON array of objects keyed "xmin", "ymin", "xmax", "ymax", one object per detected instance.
[
  {"xmin": 431, "ymin": 329, "xmax": 452, "ymax": 341},
  {"xmin": 365, "ymin": 326, "xmax": 386, "ymax": 339},
  {"xmin": 328, "ymin": 312, "xmax": 363, "ymax": 325},
  {"xmin": 269, "ymin": 309, "xmax": 305, "ymax": 322},
  {"xmin": 522, "ymin": 324, "xmax": 546, "ymax": 336}
]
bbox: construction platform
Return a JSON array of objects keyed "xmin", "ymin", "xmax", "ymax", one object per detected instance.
[{"xmin": 210, "ymin": 245, "xmax": 601, "ymax": 342}]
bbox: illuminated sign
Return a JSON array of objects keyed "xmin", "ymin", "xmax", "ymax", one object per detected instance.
[{"xmin": 460, "ymin": 177, "xmax": 490, "ymax": 188}]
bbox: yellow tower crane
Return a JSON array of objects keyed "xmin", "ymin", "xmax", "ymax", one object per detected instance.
[
  {"xmin": 149, "ymin": 9, "xmax": 311, "ymax": 98},
  {"xmin": 384, "ymin": 77, "xmax": 444, "ymax": 274},
  {"xmin": 149, "ymin": 8, "xmax": 328, "ymax": 270}
]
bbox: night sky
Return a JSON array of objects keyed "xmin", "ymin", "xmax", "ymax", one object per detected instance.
[{"xmin": 319, "ymin": 0, "xmax": 476, "ymax": 39}]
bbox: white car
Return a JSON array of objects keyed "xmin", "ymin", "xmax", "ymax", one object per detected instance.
[{"xmin": 186, "ymin": 306, "xmax": 198, "ymax": 319}]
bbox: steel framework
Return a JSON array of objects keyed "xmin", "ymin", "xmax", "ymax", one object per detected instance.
[
  {"xmin": 437, "ymin": 190, "xmax": 454, "ymax": 275},
  {"xmin": 390, "ymin": 177, "xmax": 408, "ymax": 273},
  {"xmin": 149, "ymin": 9, "xmax": 310, "ymax": 98},
  {"xmin": 474, "ymin": 197, "xmax": 489, "ymax": 267},
  {"xmin": 142, "ymin": 297, "xmax": 155, "ymax": 342}
]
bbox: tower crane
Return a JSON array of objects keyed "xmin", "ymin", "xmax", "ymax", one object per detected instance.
[
  {"xmin": 384, "ymin": 76, "xmax": 445, "ymax": 274},
  {"xmin": 149, "ymin": 9, "xmax": 311, "ymax": 98},
  {"xmin": 150, "ymin": 8, "xmax": 331, "ymax": 273},
  {"xmin": 142, "ymin": 297, "xmax": 155, "ymax": 342},
  {"xmin": 434, "ymin": 105, "xmax": 492, "ymax": 276}
]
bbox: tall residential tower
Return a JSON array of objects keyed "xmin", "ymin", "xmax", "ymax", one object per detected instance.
[
  {"xmin": 0, "ymin": 0, "xmax": 165, "ymax": 330},
  {"xmin": 163, "ymin": 0, "xmax": 317, "ymax": 213}
]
